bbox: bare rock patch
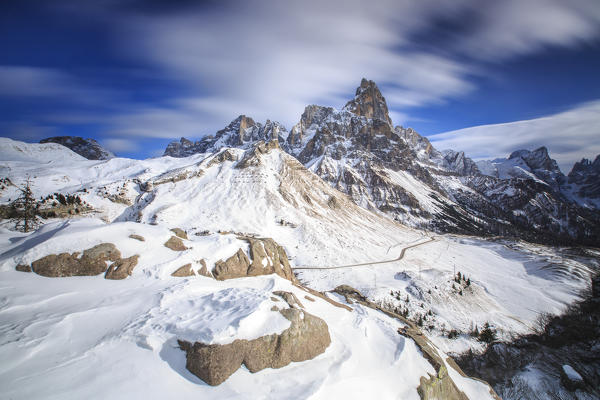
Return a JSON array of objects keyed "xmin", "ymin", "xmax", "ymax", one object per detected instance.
[{"xmin": 164, "ymin": 236, "xmax": 187, "ymax": 251}]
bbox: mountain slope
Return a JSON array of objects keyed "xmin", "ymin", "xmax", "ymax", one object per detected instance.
[{"xmin": 40, "ymin": 136, "xmax": 115, "ymax": 160}]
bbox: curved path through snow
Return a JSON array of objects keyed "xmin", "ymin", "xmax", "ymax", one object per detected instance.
[{"xmin": 293, "ymin": 236, "xmax": 435, "ymax": 270}]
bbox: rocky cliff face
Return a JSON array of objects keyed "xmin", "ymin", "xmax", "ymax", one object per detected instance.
[
  {"xmin": 565, "ymin": 155, "xmax": 600, "ymax": 207},
  {"xmin": 343, "ymin": 78, "xmax": 393, "ymax": 125},
  {"xmin": 40, "ymin": 136, "xmax": 114, "ymax": 160},
  {"xmin": 164, "ymin": 115, "xmax": 288, "ymax": 157},
  {"xmin": 283, "ymin": 80, "xmax": 600, "ymax": 245}
]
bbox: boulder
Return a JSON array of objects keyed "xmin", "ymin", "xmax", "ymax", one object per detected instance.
[
  {"xmin": 171, "ymin": 263, "xmax": 195, "ymax": 277},
  {"xmin": 197, "ymin": 260, "xmax": 213, "ymax": 278},
  {"xmin": 212, "ymin": 237, "xmax": 296, "ymax": 283},
  {"xmin": 178, "ymin": 292, "xmax": 331, "ymax": 386},
  {"xmin": 15, "ymin": 264, "xmax": 31, "ymax": 272},
  {"xmin": 246, "ymin": 238, "xmax": 297, "ymax": 283},
  {"xmin": 170, "ymin": 228, "xmax": 188, "ymax": 240},
  {"xmin": 212, "ymin": 249, "xmax": 250, "ymax": 280},
  {"xmin": 32, "ymin": 243, "xmax": 121, "ymax": 277},
  {"xmin": 164, "ymin": 236, "xmax": 187, "ymax": 251},
  {"xmin": 105, "ymin": 255, "xmax": 140, "ymax": 280},
  {"xmin": 128, "ymin": 234, "xmax": 145, "ymax": 242}
]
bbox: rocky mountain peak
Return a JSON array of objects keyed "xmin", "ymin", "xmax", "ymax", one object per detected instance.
[
  {"xmin": 569, "ymin": 154, "xmax": 600, "ymax": 179},
  {"xmin": 163, "ymin": 115, "xmax": 288, "ymax": 158},
  {"xmin": 39, "ymin": 136, "xmax": 114, "ymax": 160},
  {"xmin": 567, "ymin": 154, "xmax": 600, "ymax": 202},
  {"xmin": 508, "ymin": 146, "xmax": 562, "ymax": 175},
  {"xmin": 343, "ymin": 78, "xmax": 392, "ymax": 126}
]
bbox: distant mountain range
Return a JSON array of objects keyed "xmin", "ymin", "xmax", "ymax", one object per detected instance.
[{"xmin": 161, "ymin": 79, "xmax": 600, "ymax": 246}]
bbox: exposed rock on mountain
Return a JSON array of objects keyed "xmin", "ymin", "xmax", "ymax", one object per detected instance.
[
  {"xmin": 443, "ymin": 150, "xmax": 480, "ymax": 176},
  {"xmin": 343, "ymin": 78, "xmax": 393, "ymax": 125},
  {"xmin": 163, "ymin": 115, "xmax": 288, "ymax": 157},
  {"xmin": 212, "ymin": 237, "xmax": 297, "ymax": 283},
  {"xmin": 178, "ymin": 290, "xmax": 331, "ymax": 386},
  {"xmin": 282, "ymin": 79, "xmax": 600, "ymax": 245},
  {"xmin": 105, "ymin": 254, "xmax": 140, "ymax": 280},
  {"xmin": 566, "ymin": 155, "xmax": 600, "ymax": 206},
  {"xmin": 477, "ymin": 146, "xmax": 565, "ymax": 191},
  {"xmin": 171, "ymin": 263, "xmax": 195, "ymax": 277},
  {"xmin": 40, "ymin": 136, "xmax": 114, "ymax": 160},
  {"xmin": 22, "ymin": 243, "xmax": 139, "ymax": 279},
  {"xmin": 164, "ymin": 236, "xmax": 187, "ymax": 251}
]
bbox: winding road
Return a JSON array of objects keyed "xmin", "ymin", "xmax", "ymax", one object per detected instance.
[{"xmin": 293, "ymin": 236, "xmax": 436, "ymax": 270}]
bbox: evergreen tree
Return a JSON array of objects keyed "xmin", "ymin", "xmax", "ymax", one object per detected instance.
[
  {"xmin": 12, "ymin": 177, "xmax": 39, "ymax": 233},
  {"xmin": 478, "ymin": 322, "xmax": 497, "ymax": 343}
]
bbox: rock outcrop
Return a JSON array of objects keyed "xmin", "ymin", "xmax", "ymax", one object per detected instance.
[
  {"xmin": 22, "ymin": 243, "xmax": 140, "ymax": 279},
  {"xmin": 197, "ymin": 260, "xmax": 213, "ymax": 278},
  {"xmin": 178, "ymin": 291, "xmax": 331, "ymax": 386},
  {"xmin": 343, "ymin": 78, "xmax": 393, "ymax": 125},
  {"xmin": 567, "ymin": 154, "xmax": 600, "ymax": 203},
  {"xmin": 31, "ymin": 243, "xmax": 121, "ymax": 277},
  {"xmin": 39, "ymin": 136, "xmax": 114, "ymax": 160},
  {"xmin": 171, "ymin": 263, "xmax": 195, "ymax": 277},
  {"xmin": 164, "ymin": 236, "xmax": 187, "ymax": 251},
  {"xmin": 170, "ymin": 228, "xmax": 188, "ymax": 240},
  {"xmin": 212, "ymin": 237, "xmax": 296, "ymax": 283},
  {"xmin": 105, "ymin": 255, "xmax": 140, "ymax": 280}
]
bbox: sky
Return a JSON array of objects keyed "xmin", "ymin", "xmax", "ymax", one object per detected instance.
[{"xmin": 0, "ymin": 0, "xmax": 599, "ymax": 171}]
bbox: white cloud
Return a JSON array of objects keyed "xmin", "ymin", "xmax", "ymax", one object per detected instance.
[
  {"xmin": 456, "ymin": 0, "xmax": 600, "ymax": 60},
  {"xmin": 101, "ymin": 0, "xmax": 600, "ymax": 136},
  {"xmin": 112, "ymin": 0, "xmax": 476, "ymax": 131},
  {"xmin": 102, "ymin": 138, "xmax": 140, "ymax": 153},
  {"xmin": 428, "ymin": 101, "xmax": 600, "ymax": 173}
]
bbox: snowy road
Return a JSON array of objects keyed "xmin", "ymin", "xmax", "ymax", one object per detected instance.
[{"xmin": 293, "ymin": 236, "xmax": 435, "ymax": 270}]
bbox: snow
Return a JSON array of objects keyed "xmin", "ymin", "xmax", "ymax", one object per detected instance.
[
  {"xmin": 0, "ymin": 137, "xmax": 87, "ymax": 163},
  {"xmin": 297, "ymin": 235, "xmax": 593, "ymax": 354},
  {"xmin": 1, "ymin": 138, "xmax": 594, "ymax": 399},
  {"xmin": 562, "ymin": 365, "xmax": 583, "ymax": 382}
]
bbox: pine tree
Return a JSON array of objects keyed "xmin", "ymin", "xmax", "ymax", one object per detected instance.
[
  {"xmin": 12, "ymin": 177, "xmax": 39, "ymax": 232},
  {"xmin": 466, "ymin": 278, "xmax": 471, "ymax": 286},
  {"xmin": 478, "ymin": 322, "xmax": 496, "ymax": 343}
]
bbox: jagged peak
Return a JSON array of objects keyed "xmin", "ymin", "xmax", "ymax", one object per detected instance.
[{"xmin": 343, "ymin": 78, "xmax": 392, "ymax": 125}]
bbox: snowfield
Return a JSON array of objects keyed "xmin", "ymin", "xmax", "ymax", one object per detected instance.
[
  {"xmin": 0, "ymin": 220, "xmax": 495, "ymax": 399},
  {"xmin": 0, "ymin": 138, "xmax": 596, "ymax": 399}
]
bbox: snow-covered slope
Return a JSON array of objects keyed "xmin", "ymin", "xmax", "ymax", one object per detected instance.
[
  {"xmin": 0, "ymin": 219, "xmax": 498, "ymax": 400},
  {"xmin": 1, "ymin": 136, "xmax": 597, "ymax": 399},
  {"xmin": 0, "ymin": 137, "xmax": 87, "ymax": 163}
]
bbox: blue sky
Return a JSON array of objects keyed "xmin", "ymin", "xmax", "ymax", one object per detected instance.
[{"xmin": 1, "ymin": 0, "xmax": 599, "ymax": 170}]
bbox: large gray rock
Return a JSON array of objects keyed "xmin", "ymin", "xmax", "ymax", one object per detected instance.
[
  {"xmin": 31, "ymin": 243, "xmax": 121, "ymax": 277},
  {"xmin": 178, "ymin": 291, "xmax": 331, "ymax": 386}
]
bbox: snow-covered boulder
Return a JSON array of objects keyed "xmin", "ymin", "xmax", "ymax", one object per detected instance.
[{"xmin": 178, "ymin": 290, "xmax": 331, "ymax": 386}]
